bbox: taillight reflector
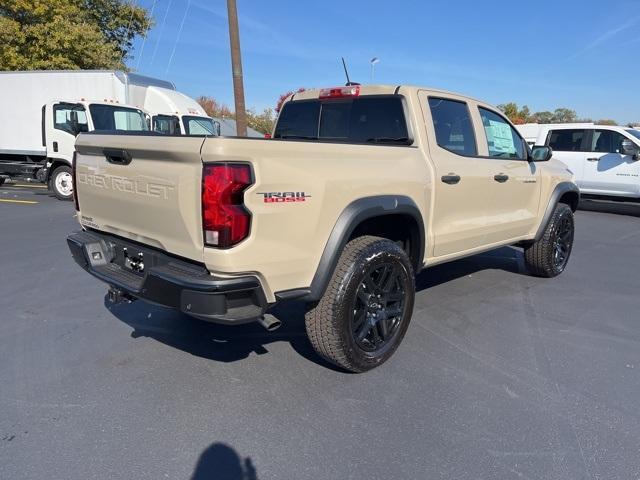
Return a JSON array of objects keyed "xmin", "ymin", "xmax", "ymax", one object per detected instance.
[
  {"xmin": 319, "ymin": 85, "xmax": 360, "ymax": 99},
  {"xmin": 202, "ymin": 163, "xmax": 253, "ymax": 248}
]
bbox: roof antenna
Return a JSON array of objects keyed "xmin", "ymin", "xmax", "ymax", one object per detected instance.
[{"xmin": 341, "ymin": 57, "xmax": 360, "ymax": 86}]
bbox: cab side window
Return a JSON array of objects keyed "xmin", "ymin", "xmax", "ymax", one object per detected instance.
[
  {"xmin": 546, "ymin": 129, "xmax": 586, "ymax": 152},
  {"xmin": 478, "ymin": 107, "xmax": 526, "ymax": 160},
  {"xmin": 153, "ymin": 115, "xmax": 181, "ymax": 135},
  {"xmin": 54, "ymin": 104, "xmax": 88, "ymax": 135},
  {"xmin": 428, "ymin": 97, "xmax": 477, "ymax": 156},
  {"xmin": 590, "ymin": 130, "xmax": 627, "ymax": 154}
]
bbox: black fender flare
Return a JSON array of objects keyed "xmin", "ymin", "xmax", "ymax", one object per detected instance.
[
  {"xmin": 534, "ymin": 181, "xmax": 580, "ymax": 241},
  {"xmin": 277, "ymin": 195, "xmax": 425, "ymax": 302}
]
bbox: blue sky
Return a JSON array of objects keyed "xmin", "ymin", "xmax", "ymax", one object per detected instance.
[{"xmin": 128, "ymin": 0, "xmax": 640, "ymax": 124}]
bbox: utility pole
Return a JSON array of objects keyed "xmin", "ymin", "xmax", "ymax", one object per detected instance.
[{"xmin": 227, "ymin": 0, "xmax": 247, "ymax": 137}]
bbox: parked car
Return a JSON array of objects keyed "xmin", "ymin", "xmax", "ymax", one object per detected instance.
[
  {"xmin": 521, "ymin": 124, "xmax": 640, "ymax": 201},
  {"xmin": 67, "ymin": 85, "xmax": 578, "ymax": 372}
]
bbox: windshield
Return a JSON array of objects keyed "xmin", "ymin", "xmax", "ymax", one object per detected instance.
[
  {"xmin": 183, "ymin": 116, "xmax": 216, "ymax": 135},
  {"xmin": 625, "ymin": 129, "xmax": 640, "ymax": 141},
  {"xmin": 89, "ymin": 104, "xmax": 149, "ymax": 131}
]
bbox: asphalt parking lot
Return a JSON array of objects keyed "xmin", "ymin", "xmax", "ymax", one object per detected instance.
[{"xmin": 1, "ymin": 183, "xmax": 639, "ymax": 480}]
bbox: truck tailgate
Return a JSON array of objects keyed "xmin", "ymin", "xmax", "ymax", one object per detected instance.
[{"xmin": 74, "ymin": 134, "xmax": 206, "ymax": 263}]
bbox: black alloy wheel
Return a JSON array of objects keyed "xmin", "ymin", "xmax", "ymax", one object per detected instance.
[{"xmin": 352, "ymin": 262, "xmax": 407, "ymax": 352}]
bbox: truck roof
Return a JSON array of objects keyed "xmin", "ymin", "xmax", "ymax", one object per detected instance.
[
  {"xmin": 0, "ymin": 70, "xmax": 175, "ymax": 90},
  {"xmin": 143, "ymin": 86, "xmax": 208, "ymax": 117},
  {"xmin": 289, "ymin": 84, "xmax": 487, "ymax": 105}
]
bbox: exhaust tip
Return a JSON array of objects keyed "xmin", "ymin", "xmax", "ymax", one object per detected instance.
[{"xmin": 258, "ymin": 314, "xmax": 282, "ymax": 332}]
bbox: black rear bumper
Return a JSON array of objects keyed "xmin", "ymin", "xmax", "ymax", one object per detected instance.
[{"xmin": 67, "ymin": 230, "xmax": 268, "ymax": 324}]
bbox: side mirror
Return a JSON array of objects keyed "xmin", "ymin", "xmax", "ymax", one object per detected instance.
[
  {"xmin": 621, "ymin": 139, "xmax": 640, "ymax": 159},
  {"xmin": 69, "ymin": 110, "xmax": 80, "ymax": 135},
  {"xmin": 530, "ymin": 145, "xmax": 553, "ymax": 162},
  {"xmin": 169, "ymin": 119, "xmax": 180, "ymax": 135},
  {"xmin": 213, "ymin": 120, "xmax": 221, "ymax": 136}
]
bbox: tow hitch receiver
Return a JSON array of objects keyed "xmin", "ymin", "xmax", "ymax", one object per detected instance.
[{"xmin": 107, "ymin": 287, "xmax": 136, "ymax": 305}]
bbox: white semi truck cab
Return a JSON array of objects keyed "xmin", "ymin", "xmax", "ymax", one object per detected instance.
[{"xmin": 143, "ymin": 86, "xmax": 220, "ymax": 136}]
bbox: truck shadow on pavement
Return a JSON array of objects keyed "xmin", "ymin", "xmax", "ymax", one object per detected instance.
[
  {"xmin": 191, "ymin": 443, "xmax": 257, "ymax": 480},
  {"xmin": 105, "ymin": 246, "xmax": 525, "ymax": 369},
  {"xmin": 104, "ymin": 296, "xmax": 341, "ymax": 371}
]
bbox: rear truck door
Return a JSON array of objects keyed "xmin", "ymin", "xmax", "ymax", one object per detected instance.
[
  {"xmin": 74, "ymin": 133, "xmax": 206, "ymax": 263},
  {"xmin": 545, "ymin": 128, "xmax": 588, "ymax": 187},
  {"xmin": 46, "ymin": 102, "xmax": 87, "ymax": 163},
  {"xmin": 418, "ymin": 91, "xmax": 495, "ymax": 257}
]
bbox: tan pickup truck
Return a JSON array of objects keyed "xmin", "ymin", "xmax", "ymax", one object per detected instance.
[{"xmin": 67, "ymin": 85, "xmax": 579, "ymax": 372}]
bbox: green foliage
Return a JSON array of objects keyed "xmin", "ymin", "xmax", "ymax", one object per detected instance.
[
  {"xmin": 497, "ymin": 103, "xmax": 617, "ymax": 125},
  {"xmin": 0, "ymin": 0, "xmax": 152, "ymax": 71},
  {"xmin": 497, "ymin": 103, "xmax": 531, "ymax": 124},
  {"xmin": 246, "ymin": 108, "xmax": 275, "ymax": 135},
  {"xmin": 595, "ymin": 119, "xmax": 617, "ymax": 126}
]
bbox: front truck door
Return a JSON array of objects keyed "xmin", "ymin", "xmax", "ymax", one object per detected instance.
[
  {"xmin": 475, "ymin": 107, "xmax": 541, "ymax": 243},
  {"xmin": 418, "ymin": 92, "xmax": 497, "ymax": 257},
  {"xmin": 581, "ymin": 129, "xmax": 640, "ymax": 197},
  {"xmin": 45, "ymin": 102, "xmax": 89, "ymax": 163},
  {"xmin": 545, "ymin": 128, "xmax": 589, "ymax": 187}
]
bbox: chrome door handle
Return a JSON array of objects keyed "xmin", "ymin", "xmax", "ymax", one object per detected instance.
[
  {"xmin": 587, "ymin": 157, "xmax": 599, "ymax": 162},
  {"xmin": 494, "ymin": 174, "xmax": 509, "ymax": 183}
]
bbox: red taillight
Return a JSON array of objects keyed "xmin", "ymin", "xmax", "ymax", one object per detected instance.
[
  {"xmin": 319, "ymin": 85, "xmax": 360, "ymax": 99},
  {"xmin": 72, "ymin": 153, "xmax": 79, "ymax": 211},
  {"xmin": 202, "ymin": 163, "xmax": 253, "ymax": 248}
]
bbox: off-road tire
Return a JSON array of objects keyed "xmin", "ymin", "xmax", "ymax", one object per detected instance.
[
  {"xmin": 50, "ymin": 165, "xmax": 73, "ymax": 201},
  {"xmin": 305, "ymin": 236, "xmax": 415, "ymax": 373},
  {"xmin": 524, "ymin": 203, "xmax": 574, "ymax": 278}
]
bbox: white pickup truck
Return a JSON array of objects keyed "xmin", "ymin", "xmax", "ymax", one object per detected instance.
[{"xmin": 524, "ymin": 124, "xmax": 640, "ymax": 201}]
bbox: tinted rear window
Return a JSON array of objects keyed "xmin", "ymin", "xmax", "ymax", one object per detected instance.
[
  {"xmin": 546, "ymin": 129, "xmax": 586, "ymax": 152},
  {"xmin": 274, "ymin": 96, "xmax": 410, "ymax": 145},
  {"xmin": 428, "ymin": 97, "xmax": 477, "ymax": 156}
]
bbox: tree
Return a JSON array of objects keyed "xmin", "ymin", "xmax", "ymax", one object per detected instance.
[
  {"xmin": 196, "ymin": 96, "xmax": 275, "ymax": 135},
  {"xmin": 595, "ymin": 119, "xmax": 617, "ymax": 126},
  {"xmin": 0, "ymin": 0, "xmax": 152, "ymax": 71},
  {"xmin": 530, "ymin": 111, "xmax": 554, "ymax": 123},
  {"xmin": 276, "ymin": 87, "xmax": 306, "ymax": 113},
  {"xmin": 551, "ymin": 108, "xmax": 577, "ymax": 123},
  {"xmin": 246, "ymin": 108, "xmax": 275, "ymax": 135},
  {"xmin": 196, "ymin": 96, "xmax": 234, "ymax": 118},
  {"xmin": 497, "ymin": 103, "xmax": 532, "ymax": 124}
]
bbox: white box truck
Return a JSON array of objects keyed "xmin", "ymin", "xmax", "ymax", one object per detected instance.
[{"xmin": 0, "ymin": 70, "xmax": 219, "ymax": 200}]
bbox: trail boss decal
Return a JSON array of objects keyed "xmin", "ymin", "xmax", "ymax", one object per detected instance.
[{"xmin": 257, "ymin": 191, "xmax": 311, "ymax": 203}]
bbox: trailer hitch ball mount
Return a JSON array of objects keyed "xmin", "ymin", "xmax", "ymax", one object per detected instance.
[{"xmin": 107, "ymin": 287, "xmax": 137, "ymax": 305}]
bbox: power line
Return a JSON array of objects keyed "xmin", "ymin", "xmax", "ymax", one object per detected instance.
[
  {"xmin": 165, "ymin": 0, "xmax": 191, "ymax": 75},
  {"xmin": 123, "ymin": 0, "xmax": 138, "ymax": 61},
  {"xmin": 151, "ymin": 0, "xmax": 173, "ymax": 67},
  {"xmin": 136, "ymin": 0, "xmax": 158, "ymax": 71}
]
